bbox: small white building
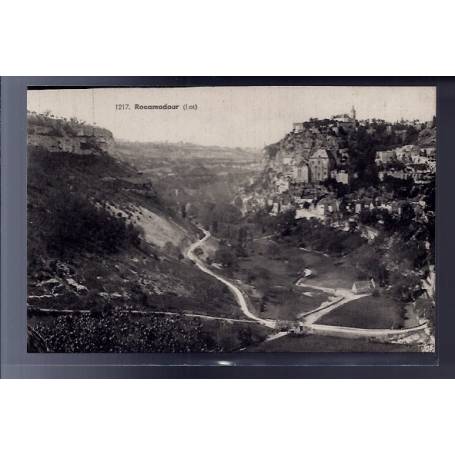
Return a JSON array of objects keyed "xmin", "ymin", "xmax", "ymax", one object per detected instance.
[
  {"xmin": 352, "ymin": 279, "xmax": 376, "ymax": 294},
  {"xmin": 303, "ymin": 268, "xmax": 313, "ymax": 277},
  {"xmin": 330, "ymin": 170, "xmax": 350, "ymax": 185},
  {"xmin": 293, "ymin": 122, "xmax": 305, "ymax": 133},
  {"xmin": 375, "ymin": 150, "xmax": 396, "ymax": 164},
  {"xmin": 276, "ymin": 178, "xmax": 290, "ymax": 193}
]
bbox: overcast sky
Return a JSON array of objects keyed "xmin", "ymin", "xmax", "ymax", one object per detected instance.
[{"xmin": 27, "ymin": 86, "xmax": 436, "ymax": 148}]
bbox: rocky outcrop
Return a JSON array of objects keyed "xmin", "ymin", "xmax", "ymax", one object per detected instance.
[
  {"xmin": 416, "ymin": 126, "xmax": 436, "ymax": 147},
  {"xmin": 262, "ymin": 126, "xmax": 347, "ymax": 176},
  {"xmin": 27, "ymin": 114, "xmax": 114, "ymax": 155}
]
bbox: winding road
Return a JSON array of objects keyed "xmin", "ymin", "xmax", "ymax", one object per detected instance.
[
  {"xmin": 185, "ymin": 227, "xmax": 429, "ymax": 344},
  {"xmin": 186, "ymin": 228, "xmax": 276, "ymax": 328},
  {"xmin": 30, "ymin": 227, "xmax": 429, "ymax": 349},
  {"xmin": 304, "ymin": 322, "xmax": 428, "ymax": 339}
]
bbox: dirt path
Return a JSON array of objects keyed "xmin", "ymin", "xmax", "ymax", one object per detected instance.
[
  {"xmin": 296, "ymin": 284, "xmax": 370, "ymax": 324},
  {"xmin": 296, "ymin": 285, "xmax": 428, "ymax": 339},
  {"xmin": 305, "ymin": 322, "xmax": 428, "ymax": 340},
  {"xmin": 299, "ymin": 247, "xmax": 330, "ymax": 258},
  {"xmin": 27, "ymin": 305, "xmax": 259, "ymax": 324},
  {"xmin": 185, "ymin": 228, "xmax": 276, "ymax": 328}
]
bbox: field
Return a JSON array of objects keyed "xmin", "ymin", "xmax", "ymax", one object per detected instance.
[
  {"xmin": 226, "ymin": 238, "xmax": 357, "ymax": 321},
  {"xmin": 248, "ymin": 333, "xmax": 421, "ymax": 352},
  {"xmin": 317, "ymin": 294, "xmax": 406, "ymax": 329},
  {"xmin": 253, "ymin": 239, "xmax": 357, "ymax": 287}
]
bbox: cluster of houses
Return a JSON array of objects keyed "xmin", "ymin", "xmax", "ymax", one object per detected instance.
[
  {"xmin": 375, "ymin": 144, "xmax": 436, "ymax": 184},
  {"xmin": 236, "ymin": 112, "xmax": 436, "ymax": 242},
  {"xmin": 267, "ymin": 110, "xmax": 435, "ymax": 197},
  {"xmin": 273, "ymin": 142, "xmax": 435, "ymax": 197},
  {"xmin": 266, "ymin": 114, "xmax": 435, "ymax": 206},
  {"xmin": 241, "ymin": 181, "xmax": 429, "ymax": 221},
  {"xmin": 267, "ymin": 109, "xmax": 359, "ymax": 191},
  {"xmin": 295, "ymin": 189, "xmax": 429, "ymax": 219},
  {"xmin": 234, "ymin": 178, "xmax": 432, "ymax": 244},
  {"xmin": 274, "ymin": 147, "xmax": 352, "ymax": 193}
]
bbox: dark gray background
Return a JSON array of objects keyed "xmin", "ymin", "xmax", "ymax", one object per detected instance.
[{"xmin": 1, "ymin": 76, "xmax": 450, "ymax": 378}]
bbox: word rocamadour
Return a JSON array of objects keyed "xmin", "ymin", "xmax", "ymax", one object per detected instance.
[{"xmin": 135, "ymin": 104, "xmax": 180, "ymax": 110}]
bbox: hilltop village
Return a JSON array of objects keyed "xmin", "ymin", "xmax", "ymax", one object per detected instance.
[{"xmin": 238, "ymin": 108, "xmax": 435, "ymax": 243}]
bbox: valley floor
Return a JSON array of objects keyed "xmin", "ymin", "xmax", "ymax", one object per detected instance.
[
  {"xmin": 28, "ymin": 222, "xmax": 433, "ymax": 353},
  {"xmin": 180, "ymin": 227, "xmax": 433, "ymax": 353},
  {"xmin": 246, "ymin": 334, "xmax": 421, "ymax": 353}
]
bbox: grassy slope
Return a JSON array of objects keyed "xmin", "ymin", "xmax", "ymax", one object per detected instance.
[
  {"xmin": 248, "ymin": 334, "xmax": 420, "ymax": 353},
  {"xmin": 28, "ymin": 148, "xmax": 245, "ymax": 332}
]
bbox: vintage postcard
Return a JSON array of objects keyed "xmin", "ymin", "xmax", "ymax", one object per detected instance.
[{"xmin": 26, "ymin": 86, "xmax": 436, "ymax": 353}]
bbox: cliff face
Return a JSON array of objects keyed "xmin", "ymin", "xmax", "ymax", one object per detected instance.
[
  {"xmin": 27, "ymin": 114, "xmax": 114, "ymax": 155},
  {"xmin": 262, "ymin": 127, "xmax": 347, "ymax": 174},
  {"xmin": 417, "ymin": 127, "xmax": 436, "ymax": 148},
  {"xmin": 27, "ymin": 115, "xmax": 192, "ymax": 252}
]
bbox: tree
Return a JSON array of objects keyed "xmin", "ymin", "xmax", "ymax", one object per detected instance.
[
  {"xmin": 233, "ymin": 196, "xmax": 243, "ymax": 210},
  {"xmin": 276, "ymin": 208, "xmax": 296, "ymax": 236},
  {"xmin": 214, "ymin": 246, "xmax": 237, "ymax": 269},
  {"xmin": 47, "ymin": 191, "xmax": 141, "ymax": 257},
  {"xmin": 390, "ymin": 272, "xmax": 421, "ymax": 302},
  {"xmin": 352, "ymin": 244, "xmax": 388, "ymax": 284},
  {"xmin": 399, "ymin": 202, "xmax": 415, "ymax": 228},
  {"xmin": 266, "ymin": 242, "xmax": 281, "ymax": 258},
  {"xmin": 211, "ymin": 219, "xmax": 218, "ymax": 234}
]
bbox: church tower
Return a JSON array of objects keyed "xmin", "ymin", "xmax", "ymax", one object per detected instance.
[{"xmin": 351, "ymin": 105, "xmax": 356, "ymax": 120}]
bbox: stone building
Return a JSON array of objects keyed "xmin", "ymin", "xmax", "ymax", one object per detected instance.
[
  {"xmin": 375, "ymin": 150, "xmax": 396, "ymax": 165},
  {"xmin": 352, "ymin": 279, "xmax": 375, "ymax": 295},
  {"xmin": 293, "ymin": 122, "xmax": 305, "ymax": 133},
  {"xmin": 332, "ymin": 107, "xmax": 356, "ymax": 130},
  {"xmin": 330, "ymin": 169, "xmax": 350, "ymax": 185},
  {"xmin": 309, "ymin": 149, "xmax": 334, "ymax": 183},
  {"xmin": 293, "ymin": 162, "xmax": 310, "ymax": 183}
]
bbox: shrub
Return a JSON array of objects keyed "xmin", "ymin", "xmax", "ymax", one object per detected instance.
[
  {"xmin": 214, "ymin": 246, "xmax": 237, "ymax": 269},
  {"xmin": 47, "ymin": 191, "xmax": 141, "ymax": 257}
]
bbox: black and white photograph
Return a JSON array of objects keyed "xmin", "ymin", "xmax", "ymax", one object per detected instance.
[
  {"xmin": 4, "ymin": 2, "xmax": 455, "ymax": 454},
  {"xmin": 26, "ymin": 85, "xmax": 436, "ymax": 353}
]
